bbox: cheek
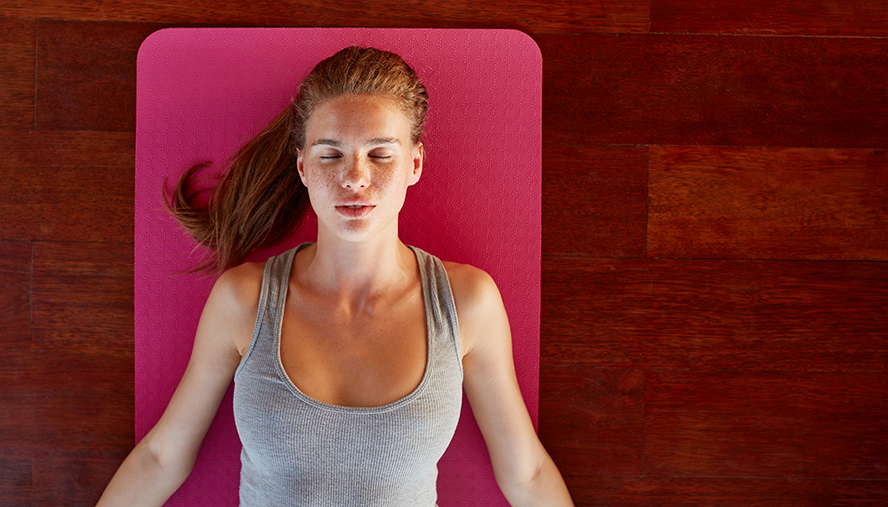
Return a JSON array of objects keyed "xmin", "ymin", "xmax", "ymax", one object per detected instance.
[
  {"xmin": 303, "ymin": 167, "xmax": 336, "ymax": 196},
  {"xmin": 375, "ymin": 170, "xmax": 394, "ymax": 187}
]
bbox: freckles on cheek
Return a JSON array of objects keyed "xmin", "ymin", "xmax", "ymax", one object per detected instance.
[{"xmin": 377, "ymin": 172, "xmax": 392, "ymax": 185}]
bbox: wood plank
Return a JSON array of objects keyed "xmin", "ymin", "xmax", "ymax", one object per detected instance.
[
  {"xmin": 0, "ymin": 351, "xmax": 32, "ymax": 460},
  {"xmin": 541, "ymin": 256, "xmax": 888, "ymax": 371},
  {"xmin": 0, "ymin": 459, "xmax": 29, "ymax": 507},
  {"xmin": 644, "ymin": 370, "xmax": 888, "ymax": 479},
  {"xmin": 27, "ymin": 242, "xmax": 133, "ymax": 462},
  {"xmin": 36, "ymin": 20, "xmax": 164, "ymax": 132},
  {"xmin": 648, "ymin": 146, "xmax": 888, "ymax": 261},
  {"xmin": 22, "ymin": 349, "xmax": 133, "ymax": 461},
  {"xmin": 539, "ymin": 34, "xmax": 888, "ymax": 148},
  {"xmin": 2, "ymin": 0, "xmax": 649, "ymax": 34},
  {"xmin": 0, "ymin": 130, "xmax": 134, "ymax": 242},
  {"xmin": 539, "ymin": 367, "xmax": 644, "ymax": 477},
  {"xmin": 651, "ymin": 0, "xmax": 888, "ymax": 37},
  {"xmin": 32, "ymin": 459, "xmax": 122, "ymax": 507},
  {"xmin": 0, "ymin": 241, "xmax": 31, "ymax": 350},
  {"xmin": 565, "ymin": 476, "xmax": 888, "ymax": 507},
  {"xmin": 0, "ymin": 350, "xmax": 131, "ymax": 464},
  {"xmin": 32, "ymin": 241, "xmax": 133, "ymax": 353},
  {"xmin": 543, "ymin": 145, "xmax": 648, "ymax": 257},
  {"xmin": 0, "ymin": 18, "xmax": 35, "ymax": 129}
]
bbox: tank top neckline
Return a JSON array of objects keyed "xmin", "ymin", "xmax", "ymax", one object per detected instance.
[{"xmin": 272, "ymin": 243, "xmax": 435, "ymax": 414}]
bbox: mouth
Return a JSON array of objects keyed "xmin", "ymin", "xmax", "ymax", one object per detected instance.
[{"xmin": 336, "ymin": 204, "xmax": 375, "ymax": 218}]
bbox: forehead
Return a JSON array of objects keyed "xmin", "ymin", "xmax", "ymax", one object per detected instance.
[{"xmin": 306, "ymin": 94, "xmax": 411, "ymax": 143}]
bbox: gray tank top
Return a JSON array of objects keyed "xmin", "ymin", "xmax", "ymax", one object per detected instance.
[{"xmin": 232, "ymin": 244, "xmax": 463, "ymax": 506}]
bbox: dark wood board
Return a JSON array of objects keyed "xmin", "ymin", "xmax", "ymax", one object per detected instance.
[
  {"xmin": 31, "ymin": 241, "xmax": 133, "ymax": 353},
  {"xmin": 1, "ymin": 0, "xmax": 650, "ymax": 34},
  {"xmin": 565, "ymin": 476, "xmax": 888, "ymax": 507},
  {"xmin": 0, "ymin": 18, "xmax": 35, "ymax": 129},
  {"xmin": 32, "ymin": 459, "xmax": 122, "ymax": 507},
  {"xmin": 649, "ymin": 146, "xmax": 888, "ymax": 261},
  {"xmin": 0, "ymin": 130, "xmax": 134, "ymax": 242},
  {"xmin": 19, "ymin": 349, "xmax": 133, "ymax": 461},
  {"xmin": 543, "ymin": 145, "xmax": 649, "ymax": 258},
  {"xmin": 539, "ymin": 33, "xmax": 888, "ymax": 148},
  {"xmin": 36, "ymin": 20, "xmax": 166, "ymax": 132},
  {"xmin": 0, "ymin": 459, "xmax": 29, "ymax": 507},
  {"xmin": 651, "ymin": 0, "xmax": 888, "ymax": 37},
  {"xmin": 644, "ymin": 370, "xmax": 888, "ymax": 479},
  {"xmin": 542, "ymin": 256, "xmax": 888, "ymax": 371},
  {"xmin": 539, "ymin": 367, "xmax": 644, "ymax": 477},
  {"xmin": 0, "ymin": 241, "xmax": 30, "ymax": 350}
]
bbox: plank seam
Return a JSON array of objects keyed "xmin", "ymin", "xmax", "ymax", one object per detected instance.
[{"xmin": 647, "ymin": 30, "xmax": 888, "ymax": 40}]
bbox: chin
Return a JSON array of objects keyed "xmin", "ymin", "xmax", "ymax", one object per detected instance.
[{"xmin": 327, "ymin": 222, "xmax": 378, "ymax": 243}]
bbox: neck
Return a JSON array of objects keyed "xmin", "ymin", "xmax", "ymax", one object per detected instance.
[{"xmin": 296, "ymin": 226, "xmax": 416, "ymax": 305}]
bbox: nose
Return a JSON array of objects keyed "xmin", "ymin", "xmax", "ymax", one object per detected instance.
[{"xmin": 342, "ymin": 155, "xmax": 370, "ymax": 190}]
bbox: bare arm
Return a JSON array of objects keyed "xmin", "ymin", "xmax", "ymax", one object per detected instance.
[
  {"xmin": 96, "ymin": 263, "xmax": 262, "ymax": 507},
  {"xmin": 447, "ymin": 264, "xmax": 574, "ymax": 507}
]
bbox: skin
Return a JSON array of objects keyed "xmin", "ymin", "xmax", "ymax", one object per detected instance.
[{"xmin": 97, "ymin": 93, "xmax": 573, "ymax": 506}]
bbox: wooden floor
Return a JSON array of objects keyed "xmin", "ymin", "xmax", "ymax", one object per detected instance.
[{"xmin": 2, "ymin": 1, "xmax": 887, "ymax": 505}]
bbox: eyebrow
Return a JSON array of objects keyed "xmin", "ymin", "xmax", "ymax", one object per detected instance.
[{"xmin": 311, "ymin": 137, "xmax": 401, "ymax": 148}]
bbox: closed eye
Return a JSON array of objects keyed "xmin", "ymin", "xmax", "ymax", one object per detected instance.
[{"xmin": 369, "ymin": 148, "xmax": 394, "ymax": 161}]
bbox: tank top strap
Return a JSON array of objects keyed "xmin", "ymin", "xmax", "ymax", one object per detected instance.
[
  {"xmin": 409, "ymin": 245, "xmax": 463, "ymax": 378},
  {"xmin": 234, "ymin": 244, "xmax": 304, "ymax": 380}
]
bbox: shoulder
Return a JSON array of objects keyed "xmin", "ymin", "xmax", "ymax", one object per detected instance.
[
  {"xmin": 201, "ymin": 260, "xmax": 266, "ymax": 355},
  {"xmin": 441, "ymin": 261, "xmax": 500, "ymax": 308},
  {"xmin": 210, "ymin": 262, "xmax": 265, "ymax": 310},
  {"xmin": 442, "ymin": 261, "xmax": 508, "ymax": 356}
]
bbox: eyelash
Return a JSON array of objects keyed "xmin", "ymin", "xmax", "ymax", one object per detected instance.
[{"xmin": 318, "ymin": 155, "xmax": 392, "ymax": 161}]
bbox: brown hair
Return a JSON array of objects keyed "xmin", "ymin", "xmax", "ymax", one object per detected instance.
[{"xmin": 166, "ymin": 46, "xmax": 429, "ymax": 274}]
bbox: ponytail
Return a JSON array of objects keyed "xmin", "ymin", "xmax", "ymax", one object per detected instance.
[{"xmin": 166, "ymin": 103, "xmax": 310, "ymax": 274}]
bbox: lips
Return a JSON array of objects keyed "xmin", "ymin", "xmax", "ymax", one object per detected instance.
[{"xmin": 335, "ymin": 204, "xmax": 375, "ymax": 218}]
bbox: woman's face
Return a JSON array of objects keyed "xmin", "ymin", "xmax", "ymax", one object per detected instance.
[{"xmin": 297, "ymin": 93, "xmax": 423, "ymax": 243}]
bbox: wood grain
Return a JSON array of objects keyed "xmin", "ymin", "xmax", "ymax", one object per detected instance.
[
  {"xmin": 565, "ymin": 476, "xmax": 888, "ymax": 507},
  {"xmin": 26, "ymin": 242, "xmax": 133, "ymax": 472},
  {"xmin": 648, "ymin": 146, "xmax": 888, "ymax": 261},
  {"xmin": 644, "ymin": 370, "xmax": 888, "ymax": 479},
  {"xmin": 542, "ymin": 256, "xmax": 888, "ymax": 371},
  {"xmin": 539, "ymin": 368, "xmax": 644, "ymax": 477},
  {"xmin": 0, "ymin": 459, "xmax": 29, "ymax": 507},
  {"xmin": 0, "ymin": 17, "xmax": 35, "ymax": 129},
  {"xmin": 651, "ymin": 0, "xmax": 888, "ymax": 37},
  {"xmin": 0, "ymin": 351, "xmax": 32, "ymax": 459},
  {"xmin": 0, "ymin": 130, "xmax": 134, "ymax": 242},
  {"xmin": 543, "ymin": 145, "xmax": 648, "ymax": 258},
  {"xmin": 539, "ymin": 33, "xmax": 888, "ymax": 148},
  {"xmin": 32, "ymin": 459, "xmax": 122, "ymax": 507},
  {"xmin": 36, "ymin": 20, "xmax": 165, "ymax": 132},
  {"xmin": 32, "ymin": 241, "xmax": 133, "ymax": 353},
  {"xmin": 2, "ymin": 0, "xmax": 649, "ymax": 34},
  {"xmin": 10, "ymin": 349, "xmax": 133, "ymax": 462},
  {"xmin": 0, "ymin": 241, "xmax": 30, "ymax": 350}
]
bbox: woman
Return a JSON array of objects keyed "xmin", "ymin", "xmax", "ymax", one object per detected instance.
[{"xmin": 98, "ymin": 46, "xmax": 573, "ymax": 506}]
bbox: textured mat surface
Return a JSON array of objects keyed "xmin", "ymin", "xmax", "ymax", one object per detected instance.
[{"xmin": 135, "ymin": 28, "xmax": 541, "ymax": 506}]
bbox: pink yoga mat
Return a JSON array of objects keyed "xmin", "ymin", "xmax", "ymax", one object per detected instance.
[{"xmin": 135, "ymin": 28, "xmax": 541, "ymax": 506}]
